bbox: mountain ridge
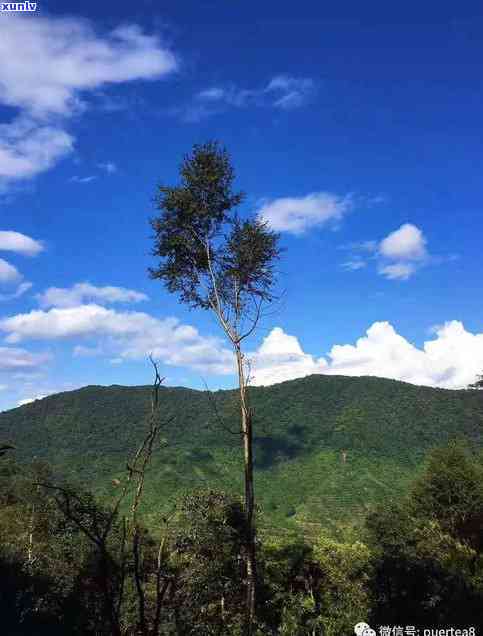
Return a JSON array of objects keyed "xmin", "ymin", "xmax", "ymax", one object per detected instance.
[{"xmin": 1, "ymin": 374, "xmax": 482, "ymax": 534}]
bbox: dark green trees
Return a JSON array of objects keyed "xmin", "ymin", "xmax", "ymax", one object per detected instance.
[
  {"xmin": 410, "ymin": 440, "xmax": 483, "ymax": 549},
  {"xmin": 367, "ymin": 441, "xmax": 483, "ymax": 626},
  {"xmin": 172, "ymin": 490, "xmax": 246, "ymax": 634},
  {"xmin": 149, "ymin": 141, "xmax": 281, "ymax": 633}
]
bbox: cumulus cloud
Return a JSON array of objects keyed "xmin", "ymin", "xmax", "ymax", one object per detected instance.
[
  {"xmin": 377, "ymin": 224, "xmax": 429, "ymax": 280},
  {"xmin": 0, "ymin": 304, "xmax": 234, "ymax": 375},
  {"xmin": 2, "ymin": 298, "xmax": 482, "ymax": 391},
  {"xmin": 249, "ymin": 327, "xmax": 327, "ymax": 385},
  {"xmin": 379, "ymin": 223, "xmax": 427, "ymax": 261},
  {"xmin": 257, "ymin": 192, "xmax": 352, "ymax": 234},
  {"xmin": 342, "ymin": 223, "xmax": 431, "ymax": 280},
  {"xmin": 0, "ymin": 14, "xmax": 177, "ymax": 186},
  {"xmin": 37, "ymin": 282, "xmax": 148, "ymax": 308},
  {"xmin": 250, "ymin": 321, "xmax": 483, "ymax": 390},
  {"xmin": 0, "ymin": 230, "xmax": 44, "ymax": 256}
]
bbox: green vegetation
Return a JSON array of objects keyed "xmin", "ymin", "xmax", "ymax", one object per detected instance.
[
  {"xmin": 0, "ymin": 437, "xmax": 482, "ymax": 633},
  {"xmin": 1, "ymin": 374, "xmax": 482, "ymax": 536}
]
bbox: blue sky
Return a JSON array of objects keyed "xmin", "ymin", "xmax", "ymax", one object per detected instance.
[{"xmin": 1, "ymin": 1, "xmax": 483, "ymax": 410}]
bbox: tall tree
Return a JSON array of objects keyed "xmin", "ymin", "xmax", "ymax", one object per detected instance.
[{"xmin": 149, "ymin": 141, "xmax": 281, "ymax": 634}]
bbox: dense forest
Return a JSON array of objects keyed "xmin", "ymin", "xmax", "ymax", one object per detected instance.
[
  {"xmin": 0, "ymin": 375, "xmax": 482, "ymax": 634},
  {"xmin": 1, "ymin": 374, "xmax": 482, "ymax": 535}
]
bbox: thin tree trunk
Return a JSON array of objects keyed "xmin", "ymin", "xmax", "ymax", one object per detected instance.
[
  {"xmin": 235, "ymin": 346, "xmax": 256, "ymax": 635},
  {"xmin": 27, "ymin": 503, "xmax": 35, "ymax": 566}
]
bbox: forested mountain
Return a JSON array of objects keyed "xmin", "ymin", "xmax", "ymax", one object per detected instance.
[{"xmin": 2, "ymin": 374, "xmax": 482, "ymax": 535}]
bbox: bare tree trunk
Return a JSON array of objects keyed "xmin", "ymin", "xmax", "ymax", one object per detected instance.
[
  {"xmin": 235, "ymin": 346, "xmax": 256, "ymax": 635},
  {"xmin": 26, "ymin": 502, "xmax": 35, "ymax": 566}
]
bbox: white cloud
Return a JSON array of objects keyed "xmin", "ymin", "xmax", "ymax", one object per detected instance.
[
  {"xmin": 2, "ymin": 298, "xmax": 482, "ymax": 392},
  {"xmin": 250, "ymin": 321, "xmax": 483, "ymax": 390},
  {"xmin": 98, "ymin": 161, "xmax": 117, "ymax": 174},
  {"xmin": 265, "ymin": 75, "xmax": 315, "ymax": 110},
  {"xmin": 377, "ymin": 224, "xmax": 428, "ymax": 280},
  {"xmin": 0, "ymin": 117, "xmax": 74, "ymax": 181},
  {"xmin": 0, "ymin": 385, "xmax": 7, "ymax": 391},
  {"xmin": 342, "ymin": 223, "xmax": 431, "ymax": 280},
  {"xmin": 0, "ymin": 16, "xmax": 177, "ymax": 117},
  {"xmin": 257, "ymin": 192, "xmax": 352, "ymax": 234},
  {"xmin": 0, "ymin": 230, "xmax": 44, "ymax": 256},
  {"xmin": 341, "ymin": 260, "xmax": 367, "ymax": 271},
  {"xmin": 69, "ymin": 175, "xmax": 97, "ymax": 184},
  {"xmin": 189, "ymin": 74, "xmax": 315, "ymax": 121},
  {"xmin": 0, "ymin": 15, "xmax": 177, "ymax": 185},
  {"xmin": 249, "ymin": 327, "xmax": 327, "ymax": 385},
  {"xmin": 0, "ymin": 281, "xmax": 32, "ymax": 302},
  {"xmin": 0, "ymin": 304, "xmax": 234, "ymax": 375},
  {"xmin": 0, "ymin": 258, "xmax": 22, "ymax": 283},
  {"xmin": 198, "ymin": 87, "xmax": 226, "ymax": 101},
  {"xmin": 0, "ymin": 304, "xmax": 148, "ymax": 341},
  {"xmin": 0, "ymin": 232, "xmax": 38, "ymax": 300},
  {"xmin": 0, "ymin": 346, "xmax": 50, "ymax": 370},
  {"xmin": 377, "ymin": 262, "xmax": 416, "ymax": 280},
  {"xmin": 379, "ymin": 223, "xmax": 427, "ymax": 261},
  {"xmin": 37, "ymin": 282, "xmax": 148, "ymax": 308}
]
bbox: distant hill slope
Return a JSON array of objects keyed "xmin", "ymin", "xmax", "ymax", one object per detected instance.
[{"xmin": 1, "ymin": 375, "xmax": 482, "ymax": 535}]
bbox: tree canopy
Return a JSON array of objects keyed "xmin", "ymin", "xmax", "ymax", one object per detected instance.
[{"xmin": 149, "ymin": 141, "xmax": 281, "ymax": 329}]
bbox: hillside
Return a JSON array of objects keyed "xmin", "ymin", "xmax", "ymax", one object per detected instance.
[{"xmin": 1, "ymin": 374, "xmax": 482, "ymax": 535}]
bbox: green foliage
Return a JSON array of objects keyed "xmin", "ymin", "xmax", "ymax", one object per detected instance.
[
  {"xmin": 1, "ymin": 375, "xmax": 482, "ymax": 534},
  {"xmin": 0, "ymin": 439, "xmax": 482, "ymax": 633},
  {"xmin": 172, "ymin": 490, "xmax": 246, "ymax": 634},
  {"xmin": 0, "ymin": 460, "xmax": 100, "ymax": 634},
  {"xmin": 366, "ymin": 442, "xmax": 483, "ymax": 627},
  {"xmin": 149, "ymin": 141, "xmax": 245, "ymax": 309},
  {"xmin": 150, "ymin": 140, "xmax": 281, "ymax": 331},
  {"xmin": 313, "ymin": 536, "xmax": 372, "ymax": 635},
  {"xmin": 221, "ymin": 216, "xmax": 281, "ymax": 306},
  {"xmin": 410, "ymin": 439, "xmax": 483, "ymax": 548},
  {"xmin": 261, "ymin": 536, "xmax": 372, "ymax": 635}
]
